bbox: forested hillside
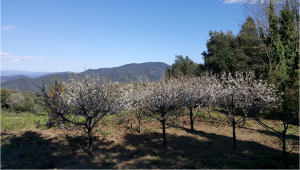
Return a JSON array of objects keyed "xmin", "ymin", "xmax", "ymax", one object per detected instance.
[
  {"xmin": 1, "ymin": 62, "xmax": 171, "ymax": 92},
  {"xmin": 1, "ymin": 75, "xmax": 28, "ymax": 83}
]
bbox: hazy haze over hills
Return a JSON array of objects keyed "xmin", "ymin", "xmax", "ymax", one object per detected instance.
[
  {"xmin": 1, "ymin": 75, "xmax": 29, "ymax": 83},
  {"xmin": 1, "ymin": 62, "xmax": 171, "ymax": 92},
  {"xmin": 1, "ymin": 70, "xmax": 56, "ymax": 78}
]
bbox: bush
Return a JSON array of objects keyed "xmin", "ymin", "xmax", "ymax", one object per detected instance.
[
  {"xmin": 31, "ymin": 104, "xmax": 44, "ymax": 114},
  {"xmin": 23, "ymin": 95, "xmax": 34, "ymax": 112},
  {"xmin": 3, "ymin": 90, "xmax": 41, "ymax": 113},
  {"xmin": 283, "ymin": 88, "xmax": 299, "ymax": 125},
  {"xmin": 1, "ymin": 88, "xmax": 11, "ymax": 109},
  {"xmin": 5, "ymin": 93, "xmax": 25, "ymax": 112}
]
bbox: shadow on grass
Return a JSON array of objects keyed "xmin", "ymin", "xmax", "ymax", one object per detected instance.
[
  {"xmin": 97, "ymin": 128, "xmax": 299, "ymax": 169},
  {"xmin": 240, "ymin": 126, "xmax": 299, "ymax": 141},
  {"xmin": 1, "ymin": 131, "xmax": 115, "ymax": 169},
  {"xmin": 1, "ymin": 128, "xmax": 299, "ymax": 169}
]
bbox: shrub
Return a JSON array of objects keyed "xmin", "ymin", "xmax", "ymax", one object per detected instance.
[
  {"xmin": 1, "ymin": 88, "xmax": 11, "ymax": 109},
  {"xmin": 22, "ymin": 94, "xmax": 35, "ymax": 112},
  {"xmin": 31, "ymin": 104, "xmax": 44, "ymax": 114},
  {"xmin": 5, "ymin": 93, "xmax": 25, "ymax": 112}
]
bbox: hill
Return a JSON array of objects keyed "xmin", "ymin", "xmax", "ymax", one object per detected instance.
[
  {"xmin": 1, "ymin": 62, "xmax": 171, "ymax": 92},
  {"xmin": 1, "ymin": 70, "xmax": 55, "ymax": 78},
  {"xmin": 1, "ymin": 75, "xmax": 29, "ymax": 83}
]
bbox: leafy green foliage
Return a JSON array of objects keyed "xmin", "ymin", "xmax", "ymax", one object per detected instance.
[
  {"xmin": 5, "ymin": 93, "xmax": 25, "ymax": 112},
  {"xmin": 1, "ymin": 88, "xmax": 11, "ymax": 108},
  {"xmin": 2, "ymin": 89, "xmax": 44, "ymax": 113},
  {"xmin": 255, "ymin": 2, "xmax": 299, "ymax": 93},
  {"xmin": 236, "ymin": 16, "xmax": 261, "ymax": 71},
  {"xmin": 202, "ymin": 30, "xmax": 236, "ymax": 74},
  {"xmin": 165, "ymin": 55, "xmax": 198, "ymax": 78}
]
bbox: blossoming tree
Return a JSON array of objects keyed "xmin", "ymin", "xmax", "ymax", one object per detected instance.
[
  {"xmin": 220, "ymin": 71, "xmax": 277, "ymax": 149},
  {"xmin": 140, "ymin": 78, "xmax": 190, "ymax": 150},
  {"xmin": 37, "ymin": 74, "xmax": 130, "ymax": 154}
]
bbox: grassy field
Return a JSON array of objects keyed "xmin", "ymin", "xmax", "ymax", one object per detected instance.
[
  {"xmin": 1, "ymin": 108, "xmax": 299, "ymax": 169},
  {"xmin": 1, "ymin": 110, "xmax": 49, "ymax": 131}
]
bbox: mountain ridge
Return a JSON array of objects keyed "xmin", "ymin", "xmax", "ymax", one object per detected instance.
[
  {"xmin": 1, "ymin": 62, "xmax": 172, "ymax": 92},
  {"xmin": 1, "ymin": 70, "xmax": 55, "ymax": 78},
  {"xmin": 1, "ymin": 75, "xmax": 29, "ymax": 83}
]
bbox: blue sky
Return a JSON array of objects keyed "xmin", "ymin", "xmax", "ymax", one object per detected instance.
[{"xmin": 1, "ymin": 0, "xmax": 246, "ymax": 72}]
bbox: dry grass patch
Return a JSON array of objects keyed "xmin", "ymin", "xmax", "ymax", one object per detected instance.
[{"xmin": 1, "ymin": 110, "xmax": 299, "ymax": 169}]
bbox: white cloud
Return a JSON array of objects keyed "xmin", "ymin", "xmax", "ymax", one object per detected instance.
[
  {"xmin": 223, "ymin": 0, "xmax": 259, "ymax": 4},
  {"xmin": 1, "ymin": 52, "xmax": 42, "ymax": 62},
  {"xmin": 51, "ymin": 60, "xmax": 59, "ymax": 63},
  {"xmin": 0, "ymin": 52, "xmax": 12, "ymax": 56},
  {"xmin": 2, "ymin": 25, "xmax": 15, "ymax": 31},
  {"xmin": 1, "ymin": 55, "xmax": 14, "ymax": 60},
  {"xmin": 223, "ymin": 0, "xmax": 243, "ymax": 3},
  {"xmin": 23, "ymin": 56, "xmax": 42, "ymax": 60}
]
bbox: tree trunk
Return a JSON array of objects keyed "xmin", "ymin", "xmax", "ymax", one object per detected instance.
[
  {"xmin": 283, "ymin": 132, "xmax": 288, "ymax": 168},
  {"xmin": 138, "ymin": 121, "xmax": 142, "ymax": 133},
  {"xmin": 162, "ymin": 120, "xmax": 167, "ymax": 150},
  {"xmin": 190, "ymin": 106, "xmax": 194, "ymax": 131},
  {"xmin": 232, "ymin": 118, "xmax": 236, "ymax": 149},
  {"xmin": 88, "ymin": 127, "xmax": 93, "ymax": 155}
]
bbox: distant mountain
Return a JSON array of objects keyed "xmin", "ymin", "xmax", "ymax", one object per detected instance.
[
  {"xmin": 1, "ymin": 75, "xmax": 29, "ymax": 83},
  {"xmin": 1, "ymin": 62, "xmax": 172, "ymax": 92},
  {"xmin": 84, "ymin": 62, "xmax": 171, "ymax": 82},
  {"xmin": 1, "ymin": 70, "xmax": 55, "ymax": 78}
]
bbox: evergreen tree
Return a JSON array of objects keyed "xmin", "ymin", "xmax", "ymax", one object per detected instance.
[
  {"xmin": 202, "ymin": 30, "xmax": 236, "ymax": 74},
  {"xmin": 236, "ymin": 16, "xmax": 261, "ymax": 71},
  {"xmin": 278, "ymin": 2, "xmax": 299, "ymax": 89},
  {"xmin": 165, "ymin": 55, "xmax": 198, "ymax": 78},
  {"xmin": 264, "ymin": 2, "xmax": 299, "ymax": 92}
]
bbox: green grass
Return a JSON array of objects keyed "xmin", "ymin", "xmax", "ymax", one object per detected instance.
[
  {"xmin": 143, "ymin": 127, "xmax": 151, "ymax": 134},
  {"xmin": 1, "ymin": 109, "xmax": 111, "ymax": 131},
  {"xmin": 1, "ymin": 110, "xmax": 49, "ymax": 131},
  {"xmin": 210, "ymin": 112, "xmax": 217, "ymax": 117},
  {"xmin": 196, "ymin": 112, "xmax": 207, "ymax": 119},
  {"xmin": 194, "ymin": 108, "xmax": 227, "ymax": 121},
  {"xmin": 95, "ymin": 129, "xmax": 110, "ymax": 136},
  {"xmin": 64, "ymin": 115, "xmax": 86, "ymax": 124},
  {"xmin": 287, "ymin": 125, "xmax": 299, "ymax": 135},
  {"xmin": 246, "ymin": 122, "xmax": 253, "ymax": 127}
]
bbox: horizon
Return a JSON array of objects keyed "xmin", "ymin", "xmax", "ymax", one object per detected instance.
[{"xmin": 1, "ymin": 0, "xmax": 246, "ymax": 72}]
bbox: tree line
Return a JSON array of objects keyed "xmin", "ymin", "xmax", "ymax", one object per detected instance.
[
  {"xmin": 1, "ymin": 88, "xmax": 44, "ymax": 113},
  {"xmin": 166, "ymin": 0, "xmax": 299, "ymax": 95}
]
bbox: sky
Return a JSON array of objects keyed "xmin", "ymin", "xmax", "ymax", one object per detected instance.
[{"xmin": 1, "ymin": 0, "xmax": 247, "ymax": 73}]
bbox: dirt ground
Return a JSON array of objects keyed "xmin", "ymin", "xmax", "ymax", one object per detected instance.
[{"xmin": 1, "ymin": 112, "xmax": 299, "ymax": 169}]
